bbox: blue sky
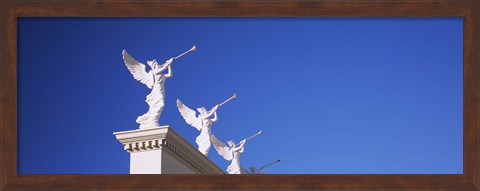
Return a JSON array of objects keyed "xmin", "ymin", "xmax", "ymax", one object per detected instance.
[{"xmin": 17, "ymin": 17, "xmax": 463, "ymax": 174}]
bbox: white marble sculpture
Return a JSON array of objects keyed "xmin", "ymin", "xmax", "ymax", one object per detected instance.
[
  {"xmin": 176, "ymin": 94, "xmax": 236, "ymax": 156},
  {"xmin": 211, "ymin": 131, "xmax": 262, "ymax": 174},
  {"xmin": 123, "ymin": 46, "xmax": 196, "ymax": 129}
]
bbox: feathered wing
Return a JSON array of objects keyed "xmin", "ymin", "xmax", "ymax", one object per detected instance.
[
  {"xmin": 211, "ymin": 134, "xmax": 233, "ymax": 161},
  {"xmin": 122, "ymin": 50, "xmax": 154, "ymax": 89},
  {"xmin": 176, "ymin": 99, "xmax": 202, "ymax": 131}
]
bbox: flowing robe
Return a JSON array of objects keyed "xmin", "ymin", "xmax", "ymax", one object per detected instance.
[
  {"xmin": 227, "ymin": 142, "xmax": 245, "ymax": 174},
  {"xmin": 136, "ymin": 63, "xmax": 167, "ymax": 129},
  {"xmin": 196, "ymin": 117, "xmax": 212, "ymax": 155}
]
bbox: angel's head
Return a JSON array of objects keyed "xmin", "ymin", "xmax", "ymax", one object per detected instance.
[
  {"xmin": 227, "ymin": 140, "xmax": 235, "ymax": 147},
  {"xmin": 197, "ymin": 107, "xmax": 207, "ymax": 115},
  {"xmin": 147, "ymin": 59, "xmax": 156, "ymax": 68}
]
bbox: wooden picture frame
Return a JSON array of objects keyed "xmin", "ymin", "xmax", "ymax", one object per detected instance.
[{"xmin": 1, "ymin": 1, "xmax": 478, "ymax": 190}]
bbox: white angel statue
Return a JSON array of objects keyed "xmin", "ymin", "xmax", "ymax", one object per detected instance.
[
  {"xmin": 247, "ymin": 159, "xmax": 281, "ymax": 174},
  {"xmin": 211, "ymin": 131, "xmax": 261, "ymax": 174},
  {"xmin": 211, "ymin": 135, "xmax": 247, "ymax": 174},
  {"xmin": 122, "ymin": 50, "xmax": 174, "ymax": 129},
  {"xmin": 122, "ymin": 46, "xmax": 196, "ymax": 129},
  {"xmin": 176, "ymin": 99, "xmax": 219, "ymax": 156}
]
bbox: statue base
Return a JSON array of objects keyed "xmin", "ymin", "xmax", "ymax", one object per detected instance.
[{"xmin": 113, "ymin": 126, "xmax": 224, "ymax": 174}]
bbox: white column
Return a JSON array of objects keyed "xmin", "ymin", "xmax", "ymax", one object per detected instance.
[
  {"xmin": 113, "ymin": 126, "xmax": 225, "ymax": 174},
  {"xmin": 130, "ymin": 149, "xmax": 163, "ymax": 174}
]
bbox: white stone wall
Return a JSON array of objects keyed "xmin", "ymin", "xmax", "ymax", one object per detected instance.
[
  {"xmin": 161, "ymin": 151, "xmax": 195, "ymax": 174},
  {"xmin": 130, "ymin": 150, "xmax": 162, "ymax": 174}
]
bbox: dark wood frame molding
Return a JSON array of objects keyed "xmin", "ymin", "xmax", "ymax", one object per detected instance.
[{"xmin": 1, "ymin": 1, "xmax": 478, "ymax": 190}]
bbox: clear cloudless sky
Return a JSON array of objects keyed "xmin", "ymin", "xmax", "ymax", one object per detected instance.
[{"xmin": 17, "ymin": 17, "xmax": 462, "ymax": 174}]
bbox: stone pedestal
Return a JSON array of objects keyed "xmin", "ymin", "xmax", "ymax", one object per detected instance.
[{"xmin": 113, "ymin": 126, "xmax": 224, "ymax": 174}]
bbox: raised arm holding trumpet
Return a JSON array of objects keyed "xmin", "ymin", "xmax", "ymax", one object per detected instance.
[
  {"xmin": 177, "ymin": 93, "xmax": 237, "ymax": 156},
  {"xmin": 150, "ymin": 46, "xmax": 197, "ymax": 78},
  {"xmin": 122, "ymin": 46, "xmax": 196, "ymax": 129}
]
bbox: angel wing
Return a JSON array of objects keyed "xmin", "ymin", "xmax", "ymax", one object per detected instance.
[
  {"xmin": 242, "ymin": 167, "xmax": 253, "ymax": 174},
  {"xmin": 122, "ymin": 50, "xmax": 154, "ymax": 89},
  {"xmin": 176, "ymin": 99, "xmax": 202, "ymax": 131},
  {"xmin": 211, "ymin": 134, "xmax": 233, "ymax": 161}
]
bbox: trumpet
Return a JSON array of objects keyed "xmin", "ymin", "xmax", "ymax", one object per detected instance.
[
  {"xmin": 174, "ymin": 45, "xmax": 197, "ymax": 60},
  {"xmin": 218, "ymin": 93, "xmax": 237, "ymax": 107},
  {"xmin": 246, "ymin": 130, "xmax": 263, "ymax": 141}
]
